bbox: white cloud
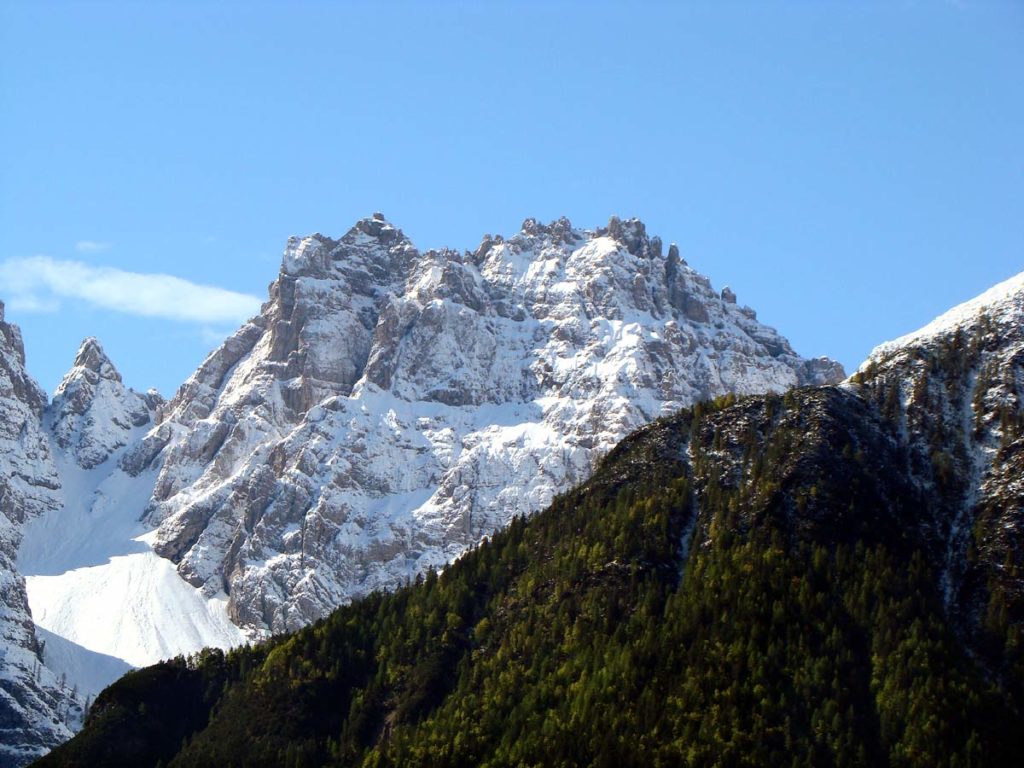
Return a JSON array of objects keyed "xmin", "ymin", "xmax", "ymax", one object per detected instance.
[
  {"xmin": 5, "ymin": 294, "xmax": 61, "ymax": 313},
  {"xmin": 0, "ymin": 256, "xmax": 263, "ymax": 324},
  {"xmin": 75, "ymin": 240, "xmax": 112, "ymax": 253}
]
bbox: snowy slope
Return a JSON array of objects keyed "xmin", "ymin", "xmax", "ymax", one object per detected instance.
[
  {"xmin": 25, "ymin": 550, "xmax": 244, "ymax": 670},
  {"xmin": 33, "ymin": 629, "xmax": 132, "ymax": 702},
  {"xmin": 18, "ymin": 437, "xmax": 247, "ymax": 670},
  {"xmin": 18, "ymin": 340, "xmax": 248, "ymax": 672}
]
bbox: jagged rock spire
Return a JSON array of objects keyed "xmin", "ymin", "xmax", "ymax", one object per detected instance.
[
  {"xmin": 49, "ymin": 337, "xmax": 154, "ymax": 469},
  {"xmin": 63, "ymin": 337, "xmax": 122, "ymax": 385}
]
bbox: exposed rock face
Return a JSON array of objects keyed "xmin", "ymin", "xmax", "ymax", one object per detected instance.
[
  {"xmin": 0, "ymin": 303, "xmax": 83, "ymax": 768},
  {"xmin": 48, "ymin": 338, "xmax": 155, "ymax": 470},
  {"xmin": 131, "ymin": 216, "xmax": 845, "ymax": 633},
  {"xmin": 799, "ymin": 356, "xmax": 848, "ymax": 387}
]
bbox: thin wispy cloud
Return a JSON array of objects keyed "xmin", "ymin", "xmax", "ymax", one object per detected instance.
[
  {"xmin": 5, "ymin": 294, "xmax": 61, "ymax": 313},
  {"xmin": 74, "ymin": 240, "xmax": 112, "ymax": 253},
  {"xmin": 0, "ymin": 256, "xmax": 262, "ymax": 324}
]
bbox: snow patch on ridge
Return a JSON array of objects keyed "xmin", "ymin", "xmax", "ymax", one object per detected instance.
[{"xmin": 34, "ymin": 628, "xmax": 132, "ymax": 701}]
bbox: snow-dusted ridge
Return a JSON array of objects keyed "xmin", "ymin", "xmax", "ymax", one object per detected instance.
[
  {"xmin": 18, "ymin": 425, "xmax": 248, "ymax": 670},
  {"xmin": 853, "ymin": 266, "xmax": 1024, "ymax": 649},
  {"xmin": 865, "ymin": 270, "xmax": 1024, "ymax": 364}
]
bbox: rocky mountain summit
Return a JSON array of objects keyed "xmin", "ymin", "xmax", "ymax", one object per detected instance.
[
  {"xmin": 127, "ymin": 214, "xmax": 844, "ymax": 633},
  {"xmin": 48, "ymin": 338, "xmax": 161, "ymax": 471}
]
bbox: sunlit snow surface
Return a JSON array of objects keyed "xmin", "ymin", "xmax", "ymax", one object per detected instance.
[{"xmin": 18, "ymin": 432, "xmax": 247, "ymax": 674}]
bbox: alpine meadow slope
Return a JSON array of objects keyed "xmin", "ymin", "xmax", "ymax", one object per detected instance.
[{"xmin": 34, "ymin": 270, "xmax": 1024, "ymax": 768}]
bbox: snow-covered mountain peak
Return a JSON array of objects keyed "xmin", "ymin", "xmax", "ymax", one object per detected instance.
[
  {"xmin": 513, "ymin": 215, "xmax": 580, "ymax": 244},
  {"xmin": 600, "ymin": 215, "xmax": 656, "ymax": 256},
  {"xmin": 281, "ymin": 214, "xmax": 413, "ymax": 280},
  {"xmin": 48, "ymin": 339, "xmax": 155, "ymax": 470},
  {"xmin": 158, "ymin": 216, "xmax": 420, "ymax": 430},
  {"xmin": 120, "ymin": 216, "xmax": 847, "ymax": 633},
  {"xmin": 62, "ymin": 337, "xmax": 120, "ymax": 385},
  {"xmin": 505, "ymin": 214, "xmax": 653, "ymax": 255}
]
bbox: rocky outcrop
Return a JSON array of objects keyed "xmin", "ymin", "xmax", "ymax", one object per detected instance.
[
  {"xmin": 0, "ymin": 303, "xmax": 83, "ymax": 768},
  {"xmin": 130, "ymin": 215, "xmax": 844, "ymax": 633}
]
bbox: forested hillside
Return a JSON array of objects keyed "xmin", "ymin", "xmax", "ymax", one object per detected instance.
[{"xmin": 36, "ymin": 381, "xmax": 1022, "ymax": 767}]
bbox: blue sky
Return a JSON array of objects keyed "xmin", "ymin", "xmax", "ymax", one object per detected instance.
[{"xmin": 1, "ymin": 1, "xmax": 1021, "ymax": 396}]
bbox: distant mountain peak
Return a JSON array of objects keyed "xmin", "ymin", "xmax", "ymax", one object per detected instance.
[
  {"xmin": 280, "ymin": 216, "xmax": 414, "ymax": 280},
  {"xmin": 352, "ymin": 212, "xmax": 403, "ymax": 239},
  {"xmin": 49, "ymin": 337, "xmax": 155, "ymax": 469},
  {"xmin": 67, "ymin": 337, "xmax": 120, "ymax": 383}
]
